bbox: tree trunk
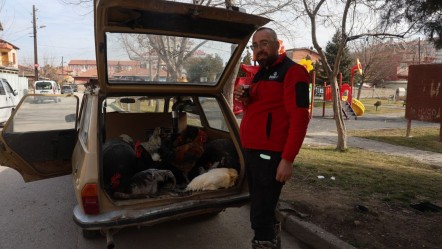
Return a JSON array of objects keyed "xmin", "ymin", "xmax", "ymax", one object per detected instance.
[{"xmin": 330, "ymin": 76, "xmax": 347, "ymax": 151}]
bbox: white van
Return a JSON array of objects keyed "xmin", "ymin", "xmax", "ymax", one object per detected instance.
[
  {"xmin": 0, "ymin": 78, "xmax": 19, "ymax": 124},
  {"xmin": 33, "ymin": 80, "xmax": 61, "ymax": 103}
]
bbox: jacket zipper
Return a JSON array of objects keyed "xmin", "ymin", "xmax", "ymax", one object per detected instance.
[{"xmin": 266, "ymin": 112, "xmax": 272, "ymax": 139}]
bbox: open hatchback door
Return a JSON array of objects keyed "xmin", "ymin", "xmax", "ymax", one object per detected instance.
[{"xmin": 95, "ymin": 0, "xmax": 269, "ymax": 93}]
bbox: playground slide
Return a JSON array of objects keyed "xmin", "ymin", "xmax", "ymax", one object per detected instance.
[{"xmin": 352, "ymin": 98, "xmax": 365, "ymax": 116}]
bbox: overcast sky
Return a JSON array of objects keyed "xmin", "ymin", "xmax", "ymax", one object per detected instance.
[{"xmin": 0, "ymin": 0, "xmax": 330, "ymax": 67}]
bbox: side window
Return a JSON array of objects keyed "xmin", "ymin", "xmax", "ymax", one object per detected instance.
[
  {"xmin": 0, "ymin": 82, "xmax": 6, "ymax": 95},
  {"xmin": 187, "ymin": 112, "xmax": 203, "ymax": 127},
  {"xmin": 3, "ymin": 80, "xmax": 14, "ymax": 94},
  {"xmin": 199, "ymin": 97, "xmax": 228, "ymax": 132},
  {"xmin": 5, "ymin": 95, "xmax": 77, "ymax": 133},
  {"xmin": 79, "ymin": 95, "xmax": 91, "ymax": 145}
]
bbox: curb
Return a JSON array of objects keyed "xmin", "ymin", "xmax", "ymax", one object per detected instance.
[{"xmin": 276, "ymin": 203, "xmax": 356, "ymax": 249}]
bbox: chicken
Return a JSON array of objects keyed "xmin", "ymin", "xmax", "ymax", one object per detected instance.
[
  {"xmin": 186, "ymin": 168, "xmax": 238, "ymax": 191},
  {"xmin": 173, "ymin": 128, "xmax": 207, "ymax": 181},
  {"xmin": 114, "ymin": 169, "xmax": 176, "ymax": 199},
  {"xmin": 141, "ymin": 127, "xmax": 162, "ymax": 161},
  {"xmin": 102, "ymin": 136, "xmax": 138, "ymax": 193},
  {"xmin": 187, "ymin": 139, "xmax": 240, "ymax": 181}
]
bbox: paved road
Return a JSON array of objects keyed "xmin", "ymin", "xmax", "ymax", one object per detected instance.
[{"xmin": 0, "ymin": 166, "xmax": 305, "ymax": 249}]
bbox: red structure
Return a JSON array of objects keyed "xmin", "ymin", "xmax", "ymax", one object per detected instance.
[{"xmin": 406, "ymin": 64, "xmax": 442, "ymax": 141}]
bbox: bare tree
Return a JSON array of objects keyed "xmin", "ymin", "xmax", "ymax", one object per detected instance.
[
  {"xmin": 197, "ymin": 0, "xmax": 296, "ymax": 108},
  {"xmin": 294, "ymin": 0, "xmax": 409, "ymax": 151},
  {"xmin": 119, "ymin": 34, "xmax": 207, "ymax": 81},
  {"xmin": 350, "ymin": 38, "xmax": 397, "ymax": 99},
  {"xmin": 39, "ymin": 55, "xmax": 60, "ymax": 81}
]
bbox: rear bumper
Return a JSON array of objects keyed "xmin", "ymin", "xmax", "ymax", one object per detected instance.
[{"xmin": 73, "ymin": 193, "xmax": 250, "ymax": 229}]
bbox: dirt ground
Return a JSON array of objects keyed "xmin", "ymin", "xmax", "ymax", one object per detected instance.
[{"xmin": 281, "ymin": 183, "xmax": 442, "ymax": 249}]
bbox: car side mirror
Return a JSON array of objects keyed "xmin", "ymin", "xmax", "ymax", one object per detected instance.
[
  {"xmin": 13, "ymin": 90, "xmax": 18, "ymax": 96},
  {"xmin": 65, "ymin": 113, "xmax": 76, "ymax": 122}
]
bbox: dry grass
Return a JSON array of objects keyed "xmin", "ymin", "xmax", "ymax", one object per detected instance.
[
  {"xmin": 312, "ymin": 98, "xmax": 406, "ymax": 115},
  {"xmin": 348, "ymin": 126, "xmax": 442, "ymax": 153},
  {"xmin": 293, "ymin": 146, "xmax": 442, "ymax": 205},
  {"xmin": 360, "ymin": 98, "xmax": 406, "ymax": 115},
  {"xmin": 284, "ymin": 145, "xmax": 442, "ymax": 249}
]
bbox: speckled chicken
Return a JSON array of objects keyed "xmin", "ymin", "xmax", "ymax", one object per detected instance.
[{"xmin": 141, "ymin": 127, "xmax": 162, "ymax": 161}]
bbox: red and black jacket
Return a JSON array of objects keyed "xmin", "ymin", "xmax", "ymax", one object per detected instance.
[{"xmin": 240, "ymin": 53, "xmax": 310, "ymax": 162}]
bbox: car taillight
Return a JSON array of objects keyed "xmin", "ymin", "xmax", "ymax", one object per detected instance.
[{"xmin": 81, "ymin": 183, "xmax": 100, "ymax": 215}]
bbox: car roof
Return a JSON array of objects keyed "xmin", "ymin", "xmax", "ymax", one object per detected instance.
[
  {"xmin": 35, "ymin": 80, "xmax": 56, "ymax": 83},
  {"xmin": 94, "ymin": 0, "xmax": 269, "ymax": 94}
]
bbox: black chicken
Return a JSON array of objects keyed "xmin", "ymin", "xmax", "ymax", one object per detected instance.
[
  {"xmin": 102, "ymin": 137, "xmax": 138, "ymax": 194},
  {"xmin": 187, "ymin": 139, "xmax": 240, "ymax": 181}
]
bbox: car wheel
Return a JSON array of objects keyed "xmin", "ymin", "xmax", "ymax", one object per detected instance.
[{"xmin": 82, "ymin": 229, "xmax": 101, "ymax": 239}]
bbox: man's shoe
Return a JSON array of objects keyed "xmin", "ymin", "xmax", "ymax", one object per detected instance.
[{"xmin": 252, "ymin": 239, "xmax": 277, "ymax": 249}]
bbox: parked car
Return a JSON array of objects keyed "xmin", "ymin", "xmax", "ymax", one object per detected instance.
[
  {"xmin": 0, "ymin": 0, "xmax": 269, "ymax": 247},
  {"xmin": 61, "ymin": 85, "xmax": 74, "ymax": 94},
  {"xmin": 0, "ymin": 78, "xmax": 19, "ymax": 124},
  {"xmin": 33, "ymin": 80, "xmax": 61, "ymax": 103},
  {"xmin": 69, "ymin": 83, "xmax": 78, "ymax": 92}
]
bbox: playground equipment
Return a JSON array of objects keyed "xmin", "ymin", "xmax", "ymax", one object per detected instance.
[
  {"xmin": 317, "ymin": 82, "xmax": 365, "ymax": 119},
  {"xmin": 233, "ymin": 57, "xmax": 366, "ymax": 119},
  {"xmin": 310, "ymin": 58, "xmax": 366, "ymax": 119},
  {"xmin": 351, "ymin": 98, "xmax": 365, "ymax": 116}
]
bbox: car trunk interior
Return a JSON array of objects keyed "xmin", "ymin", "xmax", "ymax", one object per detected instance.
[{"xmin": 100, "ymin": 95, "xmax": 243, "ymax": 202}]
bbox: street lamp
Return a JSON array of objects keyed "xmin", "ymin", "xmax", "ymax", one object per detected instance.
[{"xmin": 32, "ymin": 5, "xmax": 46, "ymax": 81}]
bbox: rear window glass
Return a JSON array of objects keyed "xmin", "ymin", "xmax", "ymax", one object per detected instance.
[
  {"xmin": 35, "ymin": 82, "xmax": 54, "ymax": 90},
  {"xmin": 106, "ymin": 32, "xmax": 236, "ymax": 86},
  {"xmin": 104, "ymin": 96, "xmax": 172, "ymax": 113}
]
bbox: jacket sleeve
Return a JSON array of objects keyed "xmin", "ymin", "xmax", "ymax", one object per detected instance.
[{"xmin": 281, "ymin": 64, "xmax": 310, "ymax": 162}]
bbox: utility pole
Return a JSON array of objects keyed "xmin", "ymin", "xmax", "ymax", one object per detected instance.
[
  {"xmin": 33, "ymin": 5, "xmax": 39, "ymax": 81},
  {"xmin": 61, "ymin": 56, "xmax": 64, "ymax": 81},
  {"xmin": 418, "ymin": 37, "xmax": 421, "ymax": 64}
]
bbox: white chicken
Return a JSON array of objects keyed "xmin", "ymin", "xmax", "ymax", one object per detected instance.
[{"xmin": 186, "ymin": 168, "xmax": 238, "ymax": 191}]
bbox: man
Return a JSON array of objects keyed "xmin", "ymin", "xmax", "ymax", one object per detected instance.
[{"xmin": 234, "ymin": 27, "xmax": 310, "ymax": 249}]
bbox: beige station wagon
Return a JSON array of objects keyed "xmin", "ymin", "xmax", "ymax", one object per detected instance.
[{"xmin": 0, "ymin": 0, "xmax": 269, "ymax": 247}]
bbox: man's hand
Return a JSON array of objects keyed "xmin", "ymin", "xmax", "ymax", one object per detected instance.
[
  {"xmin": 276, "ymin": 158, "xmax": 293, "ymax": 183},
  {"xmin": 233, "ymin": 84, "xmax": 250, "ymax": 104}
]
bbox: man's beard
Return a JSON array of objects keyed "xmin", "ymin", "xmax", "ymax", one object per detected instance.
[{"xmin": 257, "ymin": 53, "xmax": 279, "ymax": 68}]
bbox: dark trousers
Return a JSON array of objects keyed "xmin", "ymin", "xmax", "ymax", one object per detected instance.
[{"xmin": 245, "ymin": 149, "xmax": 284, "ymax": 241}]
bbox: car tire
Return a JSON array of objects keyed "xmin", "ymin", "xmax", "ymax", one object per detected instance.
[{"xmin": 82, "ymin": 229, "xmax": 101, "ymax": 239}]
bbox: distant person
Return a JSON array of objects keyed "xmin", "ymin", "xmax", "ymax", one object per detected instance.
[{"xmin": 234, "ymin": 27, "xmax": 310, "ymax": 249}]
